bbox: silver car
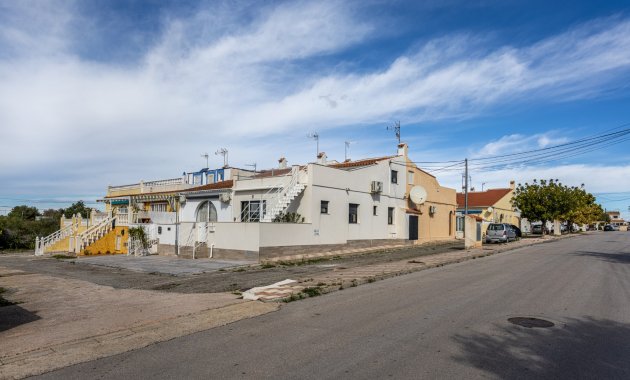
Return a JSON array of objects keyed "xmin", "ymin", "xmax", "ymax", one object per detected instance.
[{"xmin": 486, "ymin": 223, "xmax": 517, "ymax": 244}]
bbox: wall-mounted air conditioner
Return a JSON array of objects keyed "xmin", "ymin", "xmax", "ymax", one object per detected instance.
[
  {"xmin": 429, "ymin": 205, "xmax": 437, "ymax": 215},
  {"xmin": 370, "ymin": 181, "xmax": 383, "ymax": 193}
]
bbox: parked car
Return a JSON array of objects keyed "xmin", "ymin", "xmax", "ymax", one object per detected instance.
[
  {"xmin": 531, "ymin": 224, "xmax": 546, "ymax": 235},
  {"xmin": 486, "ymin": 223, "xmax": 517, "ymax": 243},
  {"xmin": 604, "ymin": 225, "xmax": 614, "ymax": 231},
  {"xmin": 509, "ymin": 224, "xmax": 522, "ymax": 239}
]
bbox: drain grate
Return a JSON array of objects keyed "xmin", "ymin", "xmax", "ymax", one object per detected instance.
[{"xmin": 508, "ymin": 317, "xmax": 555, "ymax": 328}]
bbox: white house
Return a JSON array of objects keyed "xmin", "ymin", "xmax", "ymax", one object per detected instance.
[{"xmin": 141, "ymin": 143, "xmax": 458, "ymax": 262}]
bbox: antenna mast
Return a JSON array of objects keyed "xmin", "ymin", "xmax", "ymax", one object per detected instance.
[
  {"xmin": 201, "ymin": 153, "xmax": 209, "ymax": 168},
  {"xmin": 215, "ymin": 148, "xmax": 228, "ymax": 168},
  {"xmin": 308, "ymin": 132, "xmax": 320, "ymax": 157},
  {"xmin": 344, "ymin": 141, "xmax": 353, "ymax": 161},
  {"xmin": 387, "ymin": 121, "xmax": 401, "ymax": 144}
]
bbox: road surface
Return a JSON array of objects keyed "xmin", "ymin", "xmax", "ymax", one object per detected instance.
[{"xmin": 36, "ymin": 232, "xmax": 630, "ymax": 379}]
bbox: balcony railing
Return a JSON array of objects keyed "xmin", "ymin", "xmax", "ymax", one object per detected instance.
[{"xmin": 107, "ymin": 177, "xmax": 192, "ymax": 197}]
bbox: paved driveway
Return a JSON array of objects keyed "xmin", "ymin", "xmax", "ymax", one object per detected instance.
[{"xmin": 77, "ymin": 255, "xmax": 252, "ymax": 275}]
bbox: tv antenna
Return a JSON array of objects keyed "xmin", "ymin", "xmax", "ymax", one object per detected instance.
[
  {"xmin": 201, "ymin": 153, "xmax": 209, "ymax": 168},
  {"xmin": 344, "ymin": 141, "xmax": 354, "ymax": 161},
  {"xmin": 215, "ymin": 148, "xmax": 228, "ymax": 167},
  {"xmin": 307, "ymin": 132, "xmax": 320, "ymax": 157},
  {"xmin": 387, "ymin": 121, "xmax": 401, "ymax": 144},
  {"xmin": 245, "ymin": 163, "xmax": 257, "ymax": 173}
]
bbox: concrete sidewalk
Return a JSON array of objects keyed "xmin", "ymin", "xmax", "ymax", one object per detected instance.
[
  {"xmin": 77, "ymin": 255, "xmax": 253, "ymax": 275},
  {"xmin": 0, "ymin": 268, "xmax": 277, "ymax": 379}
]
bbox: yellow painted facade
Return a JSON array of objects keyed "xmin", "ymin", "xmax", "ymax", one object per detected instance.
[
  {"xmin": 479, "ymin": 191, "xmax": 520, "ymax": 227},
  {"xmin": 81, "ymin": 226, "xmax": 129, "ymax": 255},
  {"xmin": 401, "ymin": 145, "xmax": 458, "ymax": 243}
]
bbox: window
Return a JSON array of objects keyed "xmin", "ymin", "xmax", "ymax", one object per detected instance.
[
  {"xmin": 150, "ymin": 203, "xmax": 168, "ymax": 212},
  {"xmin": 456, "ymin": 215, "xmax": 464, "ymax": 232},
  {"xmin": 408, "ymin": 171, "xmax": 414, "ymax": 184},
  {"xmin": 349, "ymin": 203, "xmax": 359, "ymax": 224},
  {"xmin": 373, "ymin": 205, "xmax": 377, "ymax": 216},
  {"xmin": 321, "ymin": 200, "xmax": 329, "ymax": 214},
  {"xmin": 196, "ymin": 201, "xmax": 218, "ymax": 222},
  {"xmin": 391, "ymin": 170, "xmax": 398, "ymax": 184},
  {"xmin": 158, "ymin": 226, "xmax": 162, "ymax": 235},
  {"xmin": 241, "ymin": 200, "xmax": 266, "ymax": 222},
  {"xmin": 388, "ymin": 207, "xmax": 394, "ymax": 225}
]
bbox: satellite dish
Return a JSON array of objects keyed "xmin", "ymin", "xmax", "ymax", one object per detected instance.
[{"xmin": 409, "ymin": 185, "xmax": 427, "ymax": 205}]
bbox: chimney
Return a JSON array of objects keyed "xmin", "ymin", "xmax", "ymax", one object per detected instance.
[
  {"xmin": 317, "ymin": 152, "xmax": 327, "ymax": 165},
  {"xmin": 278, "ymin": 157, "xmax": 287, "ymax": 169},
  {"xmin": 509, "ymin": 180, "xmax": 515, "ymax": 189},
  {"xmin": 397, "ymin": 143, "xmax": 408, "ymax": 157}
]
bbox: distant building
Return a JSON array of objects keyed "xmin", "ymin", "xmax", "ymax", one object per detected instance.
[
  {"xmin": 456, "ymin": 181, "xmax": 520, "ymax": 234},
  {"xmin": 606, "ymin": 210, "xmax": 627, "ymax": 227}
]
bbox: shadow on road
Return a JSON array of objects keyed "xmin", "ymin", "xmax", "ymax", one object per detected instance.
[
  {"xmin": 452, "ymin": 317, "xmax": 630, "ymax": 379},
  {"xmin": 575, "ymin": 251, "xmax": 630, "ymax": 264},
  {"xmin": 0, "ymin": 304, "xmax": 41, "ymax": 332}
]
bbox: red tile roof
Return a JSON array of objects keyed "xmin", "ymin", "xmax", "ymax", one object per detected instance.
[
  {"xmin": 328, "ymin": 156, "xmax": 394, "ymax": 169},
  {"xmin": 181, "ymin": 180, "xmax": 233, "ymax": 192},
  {"xmin": 456, "ymin": 188, "xmax": 512, "ymax": 208}
]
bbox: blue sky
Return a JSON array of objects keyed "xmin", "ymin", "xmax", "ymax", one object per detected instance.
[{"xmin": 0, "ymin": 0, "xmax": 629, "ymax": 217}]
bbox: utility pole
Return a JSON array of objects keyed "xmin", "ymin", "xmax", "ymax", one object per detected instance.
[{"xmin": 464, "ymin": 158, "xmax": 469, "ymax": 238}]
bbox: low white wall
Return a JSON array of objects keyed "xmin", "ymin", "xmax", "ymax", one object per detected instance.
[
  {"xmin": 259, "ymin": 222, "xmax": 346, "ymax": 247},
  {"xmin": 207, "ymin": 222, "xmax": 260, "ymax": 251}
]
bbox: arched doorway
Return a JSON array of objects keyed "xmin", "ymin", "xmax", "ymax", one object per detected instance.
[{"xmin": 196, "ymin": 201, "xmax": 218, "ymax": 223}]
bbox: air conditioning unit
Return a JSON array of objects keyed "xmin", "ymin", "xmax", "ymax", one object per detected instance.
[
  {"xmin": 219, "ymin": 192, "xmax": 232, "ymax": 203},
  {"xmin": 429, "ymin": 205, "xmax": 437, "ymax": 215},
  {"xmin": 370, "ymin": 181, "xmax": 383, "ymax": 193}
]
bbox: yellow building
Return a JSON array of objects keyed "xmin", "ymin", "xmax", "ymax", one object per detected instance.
[
  {"xmin": 398, "ymin": 144, "xmax": 459, "ymax": 243},
  {"xmin": 456, "ymin": 182, "xmax": 520, "ymax": 234}
]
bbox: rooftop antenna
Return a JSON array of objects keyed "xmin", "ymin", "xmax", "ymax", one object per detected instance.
[
  {"xmin": 215, "ymin": 148, "xmax": 228, "ymax": 168},
  {"xmin": 344, "ymin": 141, "xmax": 354, "ymax": 161},
  {"xmin": 481, "ymin": 182, "xmax": 486, "ymax": 192},
  {"xmin": 201, "ymin": 153, "xmax": 209, "ymax": 169},
  {"xmin": 245, "ymin": 163, "xmax": 257, "ymax": 173},
  {"xmin": 387, "ymin": 121, "xmax": 401, "ymax": 144},
  {"xmin": 307, "ymin": 132, "xmax": 320, "ymax": 157}
]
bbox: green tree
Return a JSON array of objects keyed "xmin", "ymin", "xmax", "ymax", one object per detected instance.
[
  {"xmin": 8, "ymin": 205, "xmax": 40, "ymax": 220},
  {"xmin": 513, "ymin": 179, "xmax": 605, "ymax": 234},
  {"xmin": 63, "ymin": 201, "xmax": 90, "ymax": 218}
]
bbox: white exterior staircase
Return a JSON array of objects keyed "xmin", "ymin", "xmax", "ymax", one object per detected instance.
[
  {"xmin": 35, "ymin": 223, "xmax": 75, "ymax": 255},
  {"xmin": 262, "ymin": 167, "xmax": 307, "ymax": 222},
  {"xmin": 75, "ymin": 214, "xmax": 116, "ymax": 253}
]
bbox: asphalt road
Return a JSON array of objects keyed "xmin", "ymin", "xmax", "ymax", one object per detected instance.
[{"xmin": 36, "ymin": 232, "xmax": 630, "ymax": 379}]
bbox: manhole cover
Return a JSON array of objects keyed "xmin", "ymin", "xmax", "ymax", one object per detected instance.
[{"xmin": 508, "ymin": 317, "xmax": 555, "ymax": 328}]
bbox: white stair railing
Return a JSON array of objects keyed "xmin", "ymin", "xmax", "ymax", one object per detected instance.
[
  {"xmin": 76, "ymin": 215, "xmax": 116, "ymax": 253},
  {"xmin": 261, "ymin": 166, "xmax": 307, "ymax": 222},
  {"xmin": 35, "ymin": 223, "xmax": 75, "ymax": 255}
]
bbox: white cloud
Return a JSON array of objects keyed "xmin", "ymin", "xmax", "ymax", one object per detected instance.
[
  {"xmin": 436, "ymin": 164, "xmax": 630, "ymax": 195},
  {"xmin": 475, "ymin": 133, "xmax": 570, "ymax": 157},
  {"xmin": 1, "ymin": 3, "xmax": 630, "ymax": 197}
]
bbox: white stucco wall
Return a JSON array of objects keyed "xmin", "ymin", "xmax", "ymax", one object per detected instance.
[{"xmin": 180, "ymin": 196, "xmax": 233, "ymax": 223}]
